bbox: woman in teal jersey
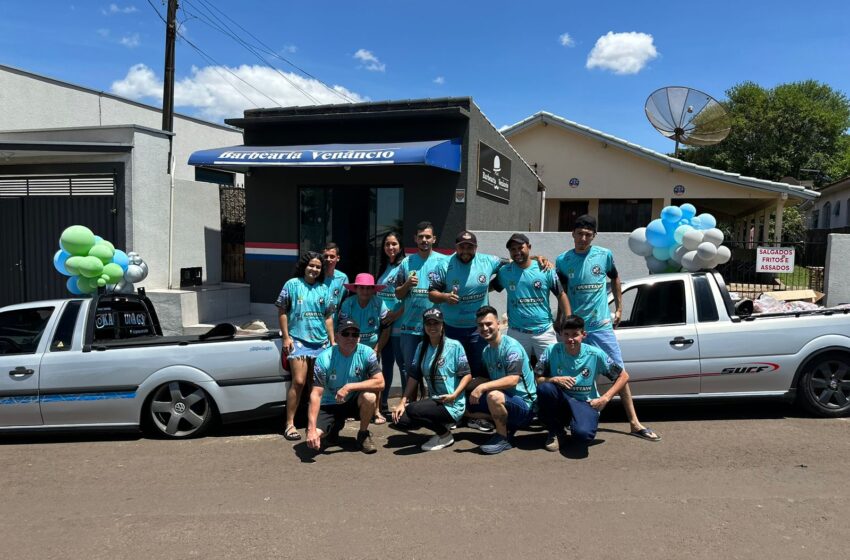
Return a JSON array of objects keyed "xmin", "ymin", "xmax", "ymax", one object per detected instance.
[
  {"xmin": 277, "ymin": 251, "xmax": 335, "ymax": 441},
  {"xmin": 376, "ymin": 232, "xmax": 406, "ymax": 415},
  {"xmin": 392, "ymin": 308, "xmax": 472, "ymax": 451}
]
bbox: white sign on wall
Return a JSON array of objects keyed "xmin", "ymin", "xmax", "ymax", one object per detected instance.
[{"xmin": 756, "ymin": 247, "xmax": 795, "ymax": 273}]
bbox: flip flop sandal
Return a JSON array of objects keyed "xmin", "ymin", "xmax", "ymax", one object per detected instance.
[
  {"xmin": 630, "ymin": 427, "xmax": 661, "ymax": 442},
  {"xmin": 283, "ymin": 426, "xmax": 302, "ymax": 441},
  {"xmin": 373, "ymin": 415, "xmax": 387, "ymax": 425}
]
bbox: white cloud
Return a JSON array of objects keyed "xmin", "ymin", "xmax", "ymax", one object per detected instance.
[
  {"xmin": 120, "ymin": 33, "xmax": 140, "ymax": 48},
  {"xmin": 353, "ymin": 49, "xmax": 386, "ymax": 72},
  {"xmin": 433, "ymin": 76, "xmax": 445, "ymax": 85},
  {"xmin": 586, "ymin": 31, "xmax": 658, "ymax": 75},
  {"xmin": 559, "ymin": 33, "xmax": 575, "ymax": 47},
  {"xmin": 104, "ymin": 3, "xmax": 137, "ymax": 14},
  {"xmin": 111, "ymin": 63, "xmax": 367, "ymax": 121}
]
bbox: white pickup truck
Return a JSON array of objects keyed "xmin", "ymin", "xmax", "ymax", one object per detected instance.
[
  {"xmin": 600, "ymin": 271, "xmax": 850, "ymax": 417},
  {"xmin": 0, "ymin": 290, "xmax": 289, "ymax": 437}
]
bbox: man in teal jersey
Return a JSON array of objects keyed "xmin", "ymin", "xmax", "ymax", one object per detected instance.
[
  {"xmin": 555, "ymin": 215, "xmax": 660, "ymax": 442},
  {"xmin": 467, "ymin": 306, "xmax": 537, "ymax": 455},
  {"xmin": 493, "ymin": 233, "xmax": 571, "ymax": 364},
  {"xmin": 394, "ymin": 221, "xmax": 447, "ymax": 377},
  {"xmin": 307, "ymin": 318, "xmax": 384, "ymax": 454},
  {"xmin": 428, "ymin": 230, "xmax": 507, "ymax": 378},
  {"xmin": 322, "ymin": 242, "xmax": 350, "ymax": 320},
  {"xmin": 535, "ymin": 315, "xmax": 630, "ymax": 452}
]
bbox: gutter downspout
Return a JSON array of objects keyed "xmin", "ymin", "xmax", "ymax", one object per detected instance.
[{"xmin": 167, "ymin": 149, "xmax": 176, "ymax": 288}]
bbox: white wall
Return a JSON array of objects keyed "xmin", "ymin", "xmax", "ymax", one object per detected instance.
[
  {"xmin": 808, "ymin": 184, "xmax": 850, "ymax": 229},
  {"xmin": 825, "ymin": 234, "xmax": 850, "ymax": 306}
]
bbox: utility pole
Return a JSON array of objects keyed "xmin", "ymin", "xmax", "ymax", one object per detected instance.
[{"xmin": 161, "ymin": 0, "xmax": 178, "ymax": 132}]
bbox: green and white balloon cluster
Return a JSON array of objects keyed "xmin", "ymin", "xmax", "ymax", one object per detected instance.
[
  {"xmin": 52, "ymin": 225, "xmax": 148, "ymax": 295},
  {"xmin": 628, "ymin": 203, "xmax": 731, "ymax": 274}
]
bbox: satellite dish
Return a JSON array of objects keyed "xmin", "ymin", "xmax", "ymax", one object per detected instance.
[{"xmin": 645, "ymin": 86, "xmax": 731, "ymax": 157}]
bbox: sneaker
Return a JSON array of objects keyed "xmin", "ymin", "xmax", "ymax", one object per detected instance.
[
  {"xmin": 480, "ymin": 434, "xmax": 512, "ymax": 455},
  {"xmin": 357, "ymin": 430, "xmax": 377, "ymax": 454},
  {"xmin": 445, "ymin": 422, "xmax": 457, "ymax": 430},
  {"xmin": 544, "ymin": 432, "xmax": 560, "ymax": 452},
  {"xmin": 421, "ymin": 433, "xmax": 454, "ymax": 451},
  {"xmin": 468, "ymin": 418, "xmax": 495, "ymax": 433}
]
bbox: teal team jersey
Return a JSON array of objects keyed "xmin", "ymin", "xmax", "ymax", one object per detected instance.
[
  {"xmin": 377, "ymin": 262, "xmax": 404, "ymax": 335},
  {"xmin": 409, "ymin": 338, "xmax": 471, "ymax": 422},
  {"xmin": 481, "ymin": 335, "xmax": 537, "ymax": 407},
  {"xmin": 556, "ymin": 246, "xmax": 615, "ymax": 332},
  {"xmin": 275, "ymin": 278, "xmax": 333, "ymax": 344},
  {"xmin": 324, "ymin": 269, "xmax": 350, "ymax": 317},
  {"xmin": 394, "ymin": 252, "xmax": 448, "ymax": 335},
  {"xmin": 337, "ymin": 297, "xmax": 389, "ymax": 348},
  {"xmin": 494, "ymin": 261, "xmax": 563, "ymax": 332},
  {"xmin": 430, "ymin": 253, "xmax": 505, "ymax": 328},
  {"xmin": 313, "ymin": 344, "xmax": 381, "ymax": 406},
  {"xmin": 534, "ymin": 342, "xmax": 622, "ymax": 401}
]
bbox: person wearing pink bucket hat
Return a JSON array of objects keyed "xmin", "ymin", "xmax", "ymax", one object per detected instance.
[{"xmin": 338, "ymin": 273, "xmax": 391, "ymax": 424}]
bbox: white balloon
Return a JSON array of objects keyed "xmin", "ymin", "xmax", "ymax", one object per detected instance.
[
  {"xmin": 671, "ymin": 244, "xmax": 688, "ymax": 264},
  {"xmin": 697, "ymin": 242, "xmax": 718, "ymax": 260},
  {"xmin": 715, "ymin": 245, "xmax": 732, "ymax": 264},
  {"xmin": 137, "ymin": 261, "xmax": 149, "ymax": 281},
  {"xmin": 682, "ymin": 229, "xmax": 704, "ymax": 251},
  {"xmin": 681, "ymin": 250, "xmax": 701, "ymax": 271},
  {"xmin": 702, "ymin": 228, "xmax": 725, "ymax": 247},
  {"xmin": 645, "ymin": 255, "xmax": 668, "ymax": 274},
  {"xmin": 114, "ymin": 279, "xmax": 135, "ymax": 294},
  {"xmin": 124, "ymin": 264, "xmax": 145, "ymax": 283},
  {"xmin": 628, "ymin": 227, "xmax": 654, "ymax": 257}
]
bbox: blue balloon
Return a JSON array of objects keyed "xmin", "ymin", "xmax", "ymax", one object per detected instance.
[
  {"xmin": 690, "ymin": 216, "xmax": 703, "ymax": 230},
  {"xmin": 680, "ymin": 203, "xmax": 697, "ymax": 220},
  {"xmin": 697, "ymin": 213, "xmax": 717, "ymax": 229},
  {"xmin": 112, "ymin": 249, "xmax": 130, "ymax": 271},
  {"xmin": 674, "ymin": 224, "xmax": 693, "ymax": 244},
  {"xmin": 646, "ymin": 219, "xmax": 669, "ymax": 248},
  {"xmin": 53, "ymin": 249, "xmax": 72, "ymax": 276},
  {"xmin": 661, "ymin": 205, "xmax": 683, "ymax": 223},
  {"xmin": 94, "ymin": 235, "xmax": 104, "ymax": 244},
  {"xmin": 66, "ymin": 275, "xmax": 84, "ymax": 295}
]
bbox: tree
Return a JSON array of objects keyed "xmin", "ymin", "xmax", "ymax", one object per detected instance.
[{"xmin": 679, "ymin": 81, "xmax": 850, "ymax": 187}]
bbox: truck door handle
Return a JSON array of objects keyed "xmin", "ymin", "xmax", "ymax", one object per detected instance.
[
  {"xmin": 669, "ymin": 337, "xmax": 694, "ymax": 346},
  {"xmin": 9, "ymin": 367, "xmax": 34, "ymax": 378}
]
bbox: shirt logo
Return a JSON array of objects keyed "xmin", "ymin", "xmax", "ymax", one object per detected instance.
[
  {"xmin": 533, "ymin": 280, "xmax": 542, "ymax": 290},
  {"xmin": 368, "ymin": 317, "xmax": 376, "ymax": 327},
  {"xmin": 509, "ymin": 282, "xmax": 516, "ymax": 291},
  {"xmin": 437, "ymin": 357, "xmax": 446, "ymax": 367},
  {"xmin": 333, "ymin": 288, "xmax": 340, "ymax": 297},
  {"xmin": 478, "ymin": 274, "xmax": 487, "ymax": 284},
  {"xmin": 592, "ymin": 265, "xmax": 602, "ymax": 276},
  {"xmin": 506, "ymin": 351, "xmax": 520, "ymax": 363},
  {"xmin": 428, "ymin": 271, "xmax": 439, "ymax": 282},
  {"xmin": 319, "ymin": 297, "xmax": 325, "ymax": 306},
  {"xmin": 580, "ymin": 367, "xmax": 591, "ymax": 378}
]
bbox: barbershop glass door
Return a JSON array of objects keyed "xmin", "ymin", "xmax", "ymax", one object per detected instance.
[{"xmin": 299, "ymin": 186, "xmax": 403, "ymax": 277}]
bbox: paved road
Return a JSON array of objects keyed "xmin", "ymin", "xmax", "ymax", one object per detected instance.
[{"xmin": 2, "ymin": 401, "xmax": 848, "ymax": 559}]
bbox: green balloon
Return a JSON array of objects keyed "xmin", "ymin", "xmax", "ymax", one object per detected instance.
[
  {"xmin": 102, "ymin": 263, "xmax": 124, "ymax": 284},
  {"xmin": 98, "ymin": 239, "xmax": 115, "ymax": 252},
  {"xmin": 96, "ymin": 277, "xmax": 107, "ymax": 287},
  {"xmin": 64, "ymin": 256, "xmax": 84, "ymax": 276},
  {"xmin": 86, "ymin": 277, "xmax": 100, "ymax": 290},
  {"xmin": 78, "ymin": 256, "xmax": 104, "ymax": 279},
  {"xmin": 76, "ymin": 276, "xmax": 96, "ymax": 294},
  {"xmin": 60, "ymin": 225, "xmax": 96, "ymax": 256},
  {"xmin": 88, "ymin": 243, "xmax": 114, "ymax": 264}
]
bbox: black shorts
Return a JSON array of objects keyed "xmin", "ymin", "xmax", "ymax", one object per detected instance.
[{"xmin": 316, "ymin": 398, "xmax": 362, "ymax": 434}]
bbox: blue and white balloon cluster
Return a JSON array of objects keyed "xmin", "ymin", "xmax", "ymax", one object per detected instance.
[{"xmin": 628, "ymin": 203, "xmax": 731, "ymax": 274}]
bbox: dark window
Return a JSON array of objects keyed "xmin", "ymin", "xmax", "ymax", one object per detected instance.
[
  {"xmin": 812, "ymin": 210, "xmax": 820, "ymax": 229},
  {"xmin": 823, "ymin": 202, "xmax": 831, "ymax": 228},
  {"xmin": 835, "ymin": 200, "xmax": 841, "ymax": 216},
  {"xmin": 195, "ymin": 167, "xmax": 235, "ymax": 186},
  {"xmin": 93, "ymin": 300, "xmax": 155, "ymax": 341},
  {"xmin": 693, "ymin": 275, "xmax": 719, "ymax": 322},
  {"xmin": 558, "ymin": 201, "xmax": 589, "ymax": 231},
  {"xmin": 51, "ymin": 301, "xmax": 82, "ymax": 351},
  {"xmin": 0, "ymin": 306, "xmax": 54, "ymax": 355},
  {"xmin": 598, "ymin": 199, "xmax": 652, "ymax": 232},
  {"xmin": 617, "ymin": 280, "xmax": 686, "ymax": 328}
]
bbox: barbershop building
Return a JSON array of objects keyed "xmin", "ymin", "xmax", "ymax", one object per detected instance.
[{"xmin": 189, "ymin": 97, "xmax": 543, "ymax": 303}]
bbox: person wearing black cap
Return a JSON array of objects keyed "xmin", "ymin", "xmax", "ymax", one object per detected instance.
[
  {"xmin": 555, "ymin": 214, "xmax": 661, "ymax": 442},
  {"xmin": 492, "ymin": 232, "xmax": 571, "ymax": 363},
  {"xmin": 427, "ymin": 230, "xmax": 509, "ymax": 379},
  {"xmin": 306, "ymin": 317, "xmax": 385, "ymax": 453},
  {"xmin": 391, "ymin": 308, "xmax": 472, "ymax": 451}
]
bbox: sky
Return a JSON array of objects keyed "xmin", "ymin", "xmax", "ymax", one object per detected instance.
[{"xmin": 1, "ymin": 0, "xmax": 849, "ymax": 153}]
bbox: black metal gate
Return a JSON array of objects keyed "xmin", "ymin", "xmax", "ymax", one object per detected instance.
[
  {"xmin": 716, "ymin": 239, "xmax": 828, "ymax": 296},
  {"xmin": 0, "ymin": 174, "xmax": 119, "ymax": 307},
  {"xmin": 220, "ymin": 184, "xmax": 245, "ymax": 283}
]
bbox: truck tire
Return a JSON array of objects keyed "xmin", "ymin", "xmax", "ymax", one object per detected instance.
[
  {"xmin": 146, "ymin": 381, "xmax": 216, "ymax": 438},
  {"xmin": 796, "ymin": 352, "xmax": 850, "ymax": 418}
]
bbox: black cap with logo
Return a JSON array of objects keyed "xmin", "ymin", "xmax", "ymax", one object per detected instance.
[
  {"xmin": 505, "ymin": 232, "xmax": 530, "ymax": 248},
  {"xmin": 422, "ymin": 308, "xmax": 445, "ymax": 323},
  {"xmin": 455, "ymin": 230, "xmax": 478, "ymax": 245}
]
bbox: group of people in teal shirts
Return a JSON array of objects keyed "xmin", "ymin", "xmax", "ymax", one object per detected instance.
[{"xmin": 276, "ymin": 215, "xmax": 661, "ymax": 456}]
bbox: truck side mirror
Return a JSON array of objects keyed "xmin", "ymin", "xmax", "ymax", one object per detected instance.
[{"xmin": 734, "ymin": 299, "xmax": 754, "ymax": 317}]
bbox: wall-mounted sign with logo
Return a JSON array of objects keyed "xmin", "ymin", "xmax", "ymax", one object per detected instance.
[
  {"xmin": 477, "ymin": 142, "xmax": 511, "ymax": 202},
  {"xmin": 455, "ymin": 189, "xmax": 466, "ymax": 203},
  {"xmin": 569, "ymin": 178, "xmax": 580, "ymax": 188},
  {"xmin": 673, "ymin": 184, "xmax": 686, "ymax": 196}
]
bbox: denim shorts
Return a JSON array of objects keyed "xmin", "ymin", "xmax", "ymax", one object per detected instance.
[
  {"xmin": 583, "ymin": 328, "xmax": 624, "ymax": 369},
  {"xmin": 289, "ymin": 338, "xmax": 328, "ymax": 360}
]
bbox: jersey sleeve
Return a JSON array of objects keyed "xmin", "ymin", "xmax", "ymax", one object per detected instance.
[
  {"xmin": 378, "ymin": 299, "xmax": 389, "ymax": 320},
  {"xmin": 534, "ymin": 345, "xmax": 553, "ymax": 377},
  {"xmin": 597, "ymin": 349, "xmax": 623, "ymax": 381},
  {"xmin": 408, "ymin": 342, "xmax": 424, "ymax": 381},
  {"xmin": 274, "ymin": 280, "xmax": 293, "ymax": 312},
  {"xmin": 313, "ymin": 352, "xmax": 330, "ymax": 388},
  {"xmin": 454, "ymin": 343, "xmax": 471, "ymax": 378},
  {"xmin": 491, "ymin": 268, "xmax": 505, "ymax": 292},
  {"xmin": 555, "ymin": 255, "xmax": 569, "ymax": 291},
  {"xmin": 605, "ymin": 250, "xmax": 618, "ymax": 279},
  {"xmin": 394, "ymin": 259, "xmax": 409, "ymax": 288},
  {"xmin": 547, "ymin": 268, "xmax": 564, "ymax": 297},
  {"xmin": 429, "ymin": 260, "xmax": 448, "ymax": 292},
  {"xmin": 503, "ymin": 346, "xmax": 525, "ymax": 376},
  {"xmin": 364, "ymin": 349, "xmax": 381, "ymax": 378}
]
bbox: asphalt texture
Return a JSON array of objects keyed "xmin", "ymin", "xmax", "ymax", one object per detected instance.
[{"xmin": 2, "ymin": 401, "xmax": 848, "ymax": 560}]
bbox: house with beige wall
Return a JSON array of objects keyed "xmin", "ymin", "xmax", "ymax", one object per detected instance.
[
  {"xmin": 503, "ymin": 112, "xmax": 818, "ymax": 241},
  {"xmin": 805, "ymin": 176, "xmax": 850, "ymax": 230}
]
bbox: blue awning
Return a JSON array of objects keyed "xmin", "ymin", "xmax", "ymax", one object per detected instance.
[{"xmin": 188, "ymin": 138, "xmax": 462, "ymax": 173}]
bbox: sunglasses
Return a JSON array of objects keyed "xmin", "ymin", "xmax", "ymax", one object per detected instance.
[
  {"xmin": 339, "ymin": 330, "xmax": 361, "ymax": 339},
  {"xmin": 424, "ymin": 320, "xmax": 443, "ymax": 326}
]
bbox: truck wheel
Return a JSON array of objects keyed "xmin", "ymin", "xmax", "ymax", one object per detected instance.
[
  {"xmin": 797, "ymin": 352, "xmax": 850, "ymax": 418},
  {"xmin": 147, "ymin": 381, "xmax": 215, "ymax": 438}
]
